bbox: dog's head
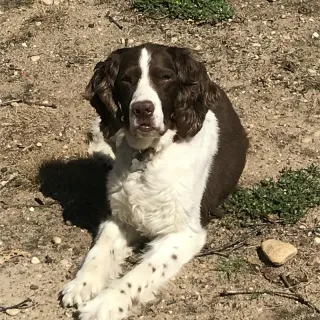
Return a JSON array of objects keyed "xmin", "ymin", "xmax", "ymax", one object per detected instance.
[{"xmin": 85, "ymin": 43, "xmax": 218, "ymax": 149}]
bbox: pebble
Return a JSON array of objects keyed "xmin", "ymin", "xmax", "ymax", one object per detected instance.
[
  {"xmin": 308, "ymin": 69, "xmax": 317, "ymax": 75},
  {"xmin": 127, "ymin": 39, "xmax": 134, "ymax": 45},
  {"xmin": 170, "ymin": 37, "xmax": 178, "ymax": 44},
  {"xmin": 314, "ymin": 237, "xmax": 320, "ymax": 244},
  {"xmin": 35, "ymin": 21, "xmax": 42, "ymax": 27},
  {"xmin": 31, "ymin": 55, "xmax": 41, "ymax": 62},
  {"xmin": 312, "ymin": 32, "xmax": 319, "ymax": 39},
  {"xmin": 52, "ymin": 236, "xmax": 62, "ymax": 245},
  {"xmin": 65, "ymin": 220, "xmax": 72, "ymax": 226},
  {"xmin": 302, "ymin": 137, "xmax": 312, "ymax": 144},
  {"xmin": 6, "ymin": 309, "xmax": 20, "ymax": 316},
  {"xmin": 194, "ymin": 45, "xmax": 202, "ymax": 51},
  {"xmin": 60, "ymin": 259, "xmax": 71, "ymax": 268},
  {"xmin": 11, "ymin": 102, "xmax": 19, "ymax": 108},
  {"xmin": 22, "ymin": 42, "xmax": 27, "ymax": 47},
  {"xmin": 29, "ymin": 207, "xmax": 35, "ymax": 212},
  {"xmin": 36, "ymin": 142, "xmax": 42, "ymax": 147},
  {"xmin": 261, "ymin": 239, "xmax": 298, "ymax": 266},
  {"xmin": 30, "ymin": 284, "xmax": 39, "ymax": 290},
  {"xmin": 31, "ymin": 256, "xmax": 40, "ymax": 264}
]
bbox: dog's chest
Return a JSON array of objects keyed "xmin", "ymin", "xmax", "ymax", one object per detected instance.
[{"xmin": 107, "ymin": 148, "xmax": 192, "ymax": 236}]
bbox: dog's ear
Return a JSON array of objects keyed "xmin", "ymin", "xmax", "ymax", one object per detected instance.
[
  {"xmin": 167, "ymin": 47, "xmax": 219, "ymax": 138},
  {"xmin": 84, "ymin": 50, "xmax": 125, "ymax": 137}
]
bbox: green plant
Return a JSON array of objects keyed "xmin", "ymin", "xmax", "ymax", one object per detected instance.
[
  {"xmin": 132, "ymin": 0, "xmax": 234, "ymax": 23},
  {"xmin": 217, "ymin": 257, "xmax": 248, "ymax": 278},
  {"xmin": 222, "ymin": 164, "xmax": 320, "ymax": 225}
]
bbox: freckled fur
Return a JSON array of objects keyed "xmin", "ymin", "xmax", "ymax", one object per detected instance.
[{"xmin": 61, "ymin": 43, "xmax": 248, "ymax": 320}]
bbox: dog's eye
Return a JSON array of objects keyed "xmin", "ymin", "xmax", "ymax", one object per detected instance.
[
  {"xmin": 158, "ymin": 74, "xmax": 172, "ymax": 81},
  {"xmin": 120, "ymin": 76, "xmax": 132, "ymax": 84}
]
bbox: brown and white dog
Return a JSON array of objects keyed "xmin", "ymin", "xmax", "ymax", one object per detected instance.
[{"xmin": 61, "ymin": 43, "xmax": 248, "ymax": 320}]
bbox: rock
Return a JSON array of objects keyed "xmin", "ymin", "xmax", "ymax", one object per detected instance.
[
  {"xmin": 30, "ymin": 55, "xmax": 41, "ymax": 62},
  {"xmin": 10, "ymin": 102, "xmax": 19, "ymax": 108},
  {"xmin": 302, "ymin": 137, "xmax": 312, "ymax": 144},
  {"xmin": 35, "ymin": 21, "xmax": 42, "ymax": 27},
  {"xmin": 29, "ymin": 207, "xmax": 35, "ymax": 212},
  {"xmin": 314, "ymin": 237, "xmax": 320, "ymax": 244},
  {"xmin": 30, "ymin": 284, "xmax": 39, "ymax": 290},
  {"xmin": 60, "ymin": 259, "xmax": 71, "ymax": 268},
  {"xmin": 31, "ymin": 256, "xmax": 40, "ymax": 264},
  {"xmin": 314, "ymin": 130, "xmax": 320, "ymax": 138},
  {"xmin": 312, "ymin": 32, "xmax": 319, "ymax": 39},
  {"xmin": 261, "ymin": 239, "xmax": 298, "ymax": 266},
  {"xmin": 170, "ymin": 37, "xmax": 178, "ymax": 44},
  {"xmin": 6, "ymin": 309, "xmax": 20, "ymax": 316},
  {"xmin": 36, "ymin": 142, "xmax": 42, "ymax": 147},
  {"xmin": 52, "ymin": 236, "xmax": 62, "ymax": 245},
  {"xmin": 65, "ymin": 220, "xmax": 72, "ymax": 226}
]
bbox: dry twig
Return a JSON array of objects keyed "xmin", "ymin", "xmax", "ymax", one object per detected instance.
[
  {"xmin": 0, "ymin": 173, "xmax": 18, "ymax": 191},
  {"xmin": 220, "ymin": 288, "xmax": 320, "ymax": 314},
  {"xmin": 279, "ymin": 273, "xmax": 320, "ymax": 313},
  {"xmin": 106, "ymin": 11, "xmax": 123, "ymax": 30},
  {"xmin": 196, "ymin": 225, "xmax": 266, "ymax": 258},
  {"xmin": 0, "ymin": 98, "xmax": 57, "ymax": 109},
  {"xmin": 0, "ymin": 298, "xmax": 33, "ymax": 313}
]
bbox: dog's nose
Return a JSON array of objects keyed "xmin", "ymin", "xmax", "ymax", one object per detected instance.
[{"xmin": 131, "ymin": 101, "xmax": 155, "ymax": 118}]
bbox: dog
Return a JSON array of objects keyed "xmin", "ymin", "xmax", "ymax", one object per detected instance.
[{"xmin": 61, "ymin": 43, "xmax": 248, "ymax": 320}]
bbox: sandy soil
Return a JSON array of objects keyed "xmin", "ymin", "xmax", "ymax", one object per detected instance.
[{"xmin": 0, "ymin": 0, "xmax": 319, "ymax": 319}]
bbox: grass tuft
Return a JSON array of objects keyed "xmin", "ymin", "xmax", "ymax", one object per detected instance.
[
  {"xmin": 222, "ymin": 164, "xmax": 320, "ymax": 226},
  {"xmin": 132, "ymin": 0, "xmax": 234, "ymax": 23}
]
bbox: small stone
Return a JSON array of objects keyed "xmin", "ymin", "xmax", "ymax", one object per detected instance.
[
  {"xmin": 31, "ymin": 55, "xmax": 41, "ymax": 62},
  {"xmin": 252, "ymin": 43, "xmax": 261, "ymax": 47},
  {"xmin": 30, "ymin": 284, "xmax": 39, "ymax": 290},
  {"xmin": 52, "ymin": 236, "xmax": 62, "ymax": 245},
  {"xmin": 35, "ymin": 21, "xmax": 42, "ymax": 27},
  {"xmin": 36, "ymin": 142, "xmax": 42, "ymax": 147},
  {"xmin": 31, "ymin": 257, "xmax": 40, "ymax": 264},
  {"xmin": 29, "ymin": 207, "xmax": 35, "ymax": 212},
  {"xmin": 120, "ymin": 38, "xmax": 125, "ymax": 44},
  {"xmin": 170, "ymin": 37, "xmax": 178, "ymax": 44},
  {"xmin": 314, "ymin": 237, "xmax": 320, "ymax": 244},
  {"xmin": 88, "ymin": 23, "xmax": 94, "ymax": 28},
  {"xmin": 6, "ymin": 309, "xmax": 20, "ymax": 316},
  {"xmin": 194, "ymin": 45, "xmax": 202, "ymax": 51},
  {"xmin": 302, "ymin": 137, "xmax": 312, "ymax": 144},
  {"xmin": 127, "ymin": 39, "xmax": 134, "ymax": 45},
  {"xmin": 63, "ymin": 145, "xmax": 68, "ymax": 149},
  {"xmin": 60, "ymin": 259, "xmax": 71, "ymax": 268},
  {"xmin": 11, "ymin": 102, "xmax": 19, "ymax": 108},
  {"xmin": 312, "ymin": 32, "xmax": 319, "ymax": 39},
  {"xmin": 22, "ymin": 42, "xmax": 27, "ymax": 47},
  {"xmin": 261, "ymin": 239, "xmax": 298, "ymax": 266},
  {"xmin": 308, "ymin": 69, "xmax": 317, "ymax": 75},
  {"xmin": 65, "ymin": 220, "xmax": 72, "ymax": 226}
]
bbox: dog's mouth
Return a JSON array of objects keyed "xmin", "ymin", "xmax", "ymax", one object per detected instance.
[{"xmin": 137, "ymin": 124, "xmax": 155, "ymax": 133}]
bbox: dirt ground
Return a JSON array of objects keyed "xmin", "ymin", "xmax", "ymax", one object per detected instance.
[{"xmin": 0, "ymin": 0, "xmax": 320, "ymax": 319}]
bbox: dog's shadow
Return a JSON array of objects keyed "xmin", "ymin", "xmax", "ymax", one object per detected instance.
[{"xmin": 38, "ymin": 157, "xmax": 110, "ymax": 236}]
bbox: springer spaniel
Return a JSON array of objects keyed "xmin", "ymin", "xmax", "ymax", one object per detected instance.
[{"xmin": 61, "ymin": 43, "xmax": 248, "ymax": 320}]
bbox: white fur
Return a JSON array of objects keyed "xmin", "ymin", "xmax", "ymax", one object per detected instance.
[
  {"xmin": 129, "ymin": 48, "xmax": 165, "ymax": 137},
  {"xmin": 62, "ymin": 47, "xmax": 220, "ymax": 320}
]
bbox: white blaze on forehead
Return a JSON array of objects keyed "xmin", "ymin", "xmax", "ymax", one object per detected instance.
[{"xmin": 130, "ymin": 48, "xmax": 164, "ymax": 132}]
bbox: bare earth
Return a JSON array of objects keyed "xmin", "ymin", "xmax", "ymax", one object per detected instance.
[{"xmin": 0, "ymin": 0, "xmax": 320, "ymax": 319}]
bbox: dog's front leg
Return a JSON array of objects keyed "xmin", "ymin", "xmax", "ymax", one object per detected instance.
[
  {"xmin": 77, "ymin": 227, "xmax": 206, "ymax": 320},
  {"xmin": 62, "ymin": 218, "xmax": 135, "ymax": 307}
]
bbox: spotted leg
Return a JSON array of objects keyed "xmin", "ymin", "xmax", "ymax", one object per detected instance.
[
  {"xmin": 61, "ymin": 219, "xmax": 135, "ymax": 307},
  {"xmin": 77, "ymin": 227, "xmax": 206, "ymax": 320}
]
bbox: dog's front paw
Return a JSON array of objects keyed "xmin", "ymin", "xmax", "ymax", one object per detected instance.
[
  {"xmin": 78, "ymin": 288, "xmax": 131, "ymax": 320},
  {"xmin": 62, "ymin": 272, "xmax": 106, "ymax": 307}
]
